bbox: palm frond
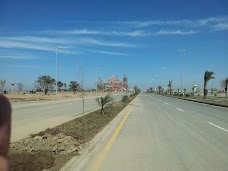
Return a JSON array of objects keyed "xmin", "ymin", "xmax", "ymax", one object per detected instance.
[{"xmin": 96, "ymin": 97, "xmax": 102, "ymax": 106}]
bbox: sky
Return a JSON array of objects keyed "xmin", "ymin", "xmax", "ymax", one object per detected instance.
[{"xmin": 0, "ymin": 0, "xmax": 228, "ymax": 91}]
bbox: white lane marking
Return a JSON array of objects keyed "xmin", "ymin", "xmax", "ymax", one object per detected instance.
[
  {"xmin": 176, "ymin": 108, "xmax": 184, "ymax": 112},
  {"xmin": 165, "ymin": 103, "xmax": 169, "ymax": 105},
  {"xmin": 208, "ymin": 122, "xmax": 228, "ymax": 133}
]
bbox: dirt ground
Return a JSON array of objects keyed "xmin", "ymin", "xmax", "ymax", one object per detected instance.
[
  {"xmin": 6, "ymin": 92, "xmax": 108, "ymax": 104},
  {"xmin": 8, "ymin": 96, "xmax": 134, "ymax": 171}
]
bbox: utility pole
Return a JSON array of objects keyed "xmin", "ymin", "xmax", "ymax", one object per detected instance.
[
  {"xmin": 178, "ymin": 49, "xmax": 186, "ymax": 92},
  {"xmin": 55, "ymin": 47, "xmax": 64, "ymax": 100}
]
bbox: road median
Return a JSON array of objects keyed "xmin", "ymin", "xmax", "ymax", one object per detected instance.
[
  {"xmin": 164, "ymin": 95, "xmax": 228, "ymax": 108},
  {"xmin": 9, "ymin": 94, "xmax": 138, "ymax": 171}
]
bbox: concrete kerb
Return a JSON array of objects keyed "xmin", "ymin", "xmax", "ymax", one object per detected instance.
[
  {"xmin": 165, "ymin": 95, "xmax": 228, "ymax": 108},
  {"xmin": 60, "ymin": 97, "xmax": 138, "ymax": 171}
]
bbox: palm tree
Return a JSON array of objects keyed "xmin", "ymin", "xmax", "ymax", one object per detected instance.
[
  {"xmin": 168, "ymin": 80, "xmax": 172, "ymax": 95},
  {"xmin": 0, "ymin": 80, "xmax": 6, "ymax": 92},
  {"xmin": 204, "ymin": 71, "xmax": 215, "ymax": 99},
  {"xmin": 96, "ymin": 94, "xmax": 113, "ymax": 114},
  {"xmin": 220, "ymin": 78, "xmax": 228, "ymax": 98},
  {"xmin": 134, "ymin": 85, "xmax": 140, "ymax": 95},
  {"xmin": 157, "ymin": 86, "xmax": 162, "ymax": 94}
]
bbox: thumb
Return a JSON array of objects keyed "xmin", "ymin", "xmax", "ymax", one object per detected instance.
[{"xmin": 0, "ymin": 94, "xmax": 11, "ymax": 157}]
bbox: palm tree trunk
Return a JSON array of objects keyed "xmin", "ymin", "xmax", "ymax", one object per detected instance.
[
  {"xmin": 203, "ymin": 85, "xmax": 207, "ymax": 99},
  {"xmin": 101, "ymin": 105, "xmax": 104, "ymax": 114},
  {"xmin": 225, "ymin": 85, "xmax": 227, "ymax": 98}
]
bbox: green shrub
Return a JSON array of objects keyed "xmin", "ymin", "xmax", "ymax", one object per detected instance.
[
  {"xmin": 121, "ymin": 95, "xmax": 129, "ymax": 102},
  {"xmin": 185, "ymin": 93, "xmax": 190, "ymax": 97}
]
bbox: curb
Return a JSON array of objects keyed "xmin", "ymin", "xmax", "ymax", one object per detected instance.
[
  {"xmin": 165, "ymin": 95, "xmax": 228, "ymax": 108},
  {"xmin": 60, "ymin": 97, "xmax": 138, "ymax": 171}
]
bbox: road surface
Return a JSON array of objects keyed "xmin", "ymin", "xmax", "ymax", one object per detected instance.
[
  {"xmin": 11, "ymin": 94, "xmax": 124, "ymax": 142},
  {"xmin": 82, "ymin": 93, "xmax": 228, "ymax": 171}
]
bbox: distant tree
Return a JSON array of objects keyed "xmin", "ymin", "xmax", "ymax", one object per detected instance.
[
  {"xmin": 157, "ymin": 86, "xmax": 162, "ymax": 94},
  {"xmin": 63, "ymin": 83, "xmax": 67, "ymax": 91},
  {"xmin": 204, "ymin": 71, "xmax": 215, "ymax": 99},
  {"xmin": 0, "ymin": 80, "xmax": 6, "ymax": 92},
  {"xmin": 146, "ymin": 87, "xmax": 153, "ymax": 93},
  {"xmin": 35, "ymin": 75, "xmax": 55, "ymax": 95},
  {"xmin": 69, "ymin": 81, "xmax": 79, "ymax": 94},
  {"xmin": 184, "ymin": 88, "xmax": 187, "ymax": 95},
  {"xmin": 97, "ymin": 78, "xmax": 104, "ymax": 92},
  {"xmin": 168, "ymin": 80, "xmax": 172, "ymax": 95},
  {"xmin": 134, "ymin": 85, "xmax": 140, "ymax": 95},
  {"xmin": 17, "ymin": 82, "xmax": 24, "ymax": 92},
  {"xmin": 57, "ymin": 81, "xmax": 63, "ymax": 91},
  {"xmin": 96, "ymin": 94, "xmax": 113, "ymax": 114},
  {"xmin": 220, "ymin": 78, "xmax": 228, "ymax": 98}
]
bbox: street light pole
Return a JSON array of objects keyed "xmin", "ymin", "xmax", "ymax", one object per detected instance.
[
  {"xmin": 162, "ymin": 68, "xmax": 166, "ymax": 88},
  {"xmin": 154, "ymin": 74, "xmax": 159, "ymax": 90},
  {"xmin": 56, "ymin": 47, "xmax": 64, "ymax": 100},
  {"xmin": 178, "ymin": 49, "xmax": 185, "ymax": 92},
  {"xmin": 96, "ymin": 68, "xmax": 100, "ymax": 96}
]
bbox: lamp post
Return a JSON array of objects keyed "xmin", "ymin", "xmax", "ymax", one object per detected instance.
[
  {"xmin": 178, "ymin": 49, "xmax": 186, "ymax": 92},
  {"xmin": 162, "ymin": 68, "xmax": 166, "ymax": 88},
  {"xmin": 56, "ymin": 47, "xmax": 64, "ymax": 100},
  {"xmin": 154, "ymin": 74, "xmax": 159, "ymax": 91},
  {"xmin": 96, "ymin": 68, "xmax": 100, "ymax": 96}
]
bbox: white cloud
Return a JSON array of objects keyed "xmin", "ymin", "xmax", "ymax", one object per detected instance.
[
  {"xmin": 0, "ymin": 37, "xmax": 76, "ymax": 53},
  {"xmin": 197, "ymin": 17, "xmax": 227, "ymax": 26},
  {"xmin": 89, "ymin": 50, "xmax": 128, "ymax": 56},
  {"xmin": 154, "ymin": 30, "xmax": 198, "ymax": 35},
  {"xmin": 78, "ymin": 38, "xmax": 138, "ymax": 47},
  {"xmin": 0, "ymin": 35, "xmax": 139, "ymax": 55},
  {"xmin": 43, "ymin": 29, "xmax": 150, "ymax": 37},
  {"xmin": 112, "ymin": 30, "xmax": 150, "ymax": 36},
  {"xmin": 211, "ymin": 23, "xmax": 228, "ymax": 31},
  {"xmin": 45, "ymin": 29, "xmax": 100, "ymax": 35},
  {"xmin": 0, "ymin": 36, "xmax": 70, "ymax": 44},
  {"xmin": 0, "ymin": 53, "xmax": 39, "ymax": 60},
  {"xmin": 120, "ymin": 16, "xmax": 228, "ymax": 31},
  {"xmin": 0, "ymin": 40, "xmax": 55, "ymax": 51},
  {"xmin": 50, "ymin": 16, "xmax": 228, "ymax": 33}
]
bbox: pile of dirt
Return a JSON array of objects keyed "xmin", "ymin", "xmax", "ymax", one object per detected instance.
[
  {"xmin": 9, "ymin": 131, "xmax": 84, "ymax": 171},
  {"xmin": 112, "ymin": 101, "xmax": 125, "ymax": 108},
  {"xmin": 10, "ymin": 132, "xmax": 84, "ymax": 155},
  {"xmin": 9, "ymin": 151, "xmax": 54, "ymax": 171}
]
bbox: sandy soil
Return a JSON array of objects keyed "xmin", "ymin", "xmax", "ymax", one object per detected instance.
[{"xmin": 5, "ymin": 92, "xmax": 109, "ymax": 105}]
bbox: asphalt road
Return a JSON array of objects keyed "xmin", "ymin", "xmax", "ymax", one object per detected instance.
[
  {"xmin": 82, "ymin": 93, "xmax": 228, "ymax": 171},
  {"xmin": 11, "ymin": 94, "xmax": 124, "ymax": 142}
]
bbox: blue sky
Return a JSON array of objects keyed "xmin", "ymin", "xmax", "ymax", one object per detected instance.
[{"xmin": 0, "ymin": 0, "xmax": 228, "ymax": 91}]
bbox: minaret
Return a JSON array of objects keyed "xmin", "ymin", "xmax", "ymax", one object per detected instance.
[{"xmin": 123, "ymin": 74, "xmax": 128, "ymax": 90}]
